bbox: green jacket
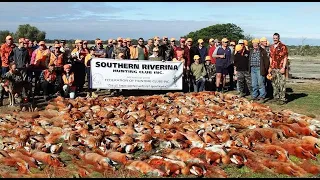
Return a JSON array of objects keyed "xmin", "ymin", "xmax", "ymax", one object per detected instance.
[{"xmin": 191, "ymin": 63, "xmax": 206, "ymax": 81}]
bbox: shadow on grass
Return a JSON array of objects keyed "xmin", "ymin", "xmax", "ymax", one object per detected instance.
[{"xmin": 286, "ymin": 92, "xmax": 308, "ymax": 103}]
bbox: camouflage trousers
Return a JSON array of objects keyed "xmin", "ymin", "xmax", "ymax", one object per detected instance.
[
  {"xmin": 271, "ymin": 69, "xmax": 286, "ymax": 101},
  {"xmin": 237, "ymin": 71, "xmax": 252, "ymax": 94}
]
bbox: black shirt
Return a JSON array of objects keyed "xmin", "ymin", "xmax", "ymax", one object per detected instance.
[{"xmin": 234, "ymin": 49, "xmax": 250, "ymax": 71}]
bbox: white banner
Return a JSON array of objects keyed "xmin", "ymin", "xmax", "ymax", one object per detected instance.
[{"xmin": 91, "ymin": 58, "xmax": 183, "ymax": 90}]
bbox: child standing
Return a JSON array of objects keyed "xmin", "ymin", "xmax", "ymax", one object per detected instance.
[
  {"xmin": 204, "ymin": 56, "xmax": 216, "ymax": 91},
  {"xmin": 190, "ymin": 55, "xmax": 206, "ymax": 92}
]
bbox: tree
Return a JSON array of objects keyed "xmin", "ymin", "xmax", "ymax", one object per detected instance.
[
  {"xmin": 14, "ymin": 24, "xmax": 46, "ymax": 42},
  {"xmin": 0, "ymin": 30, "xmax": 14, "ymax": 43},
  {"xmin": 183, "ymin": 23, "xmax": 245, "ymax": 45}
]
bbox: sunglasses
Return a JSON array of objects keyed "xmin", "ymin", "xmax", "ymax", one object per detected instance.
[
  {"xmin": 223, "ymin": 41, "xmax": 229, "ymax": 43},
  {"xmin": 139, "ymin": 41, "xmax": 143, "ymax": 42},
  {"xmin": 153, "ymin": 51, "xmax": 159, "ymax": 52},
  {"xmin": 97, "ymin": 43, "xmax": 102, "ymax": 45},
  {"xmin": 230, "ymin": 44, "xmax": 235, "ymax": 46},
  {"xmin": 163, "ymin": 39, "xmax": 168, "ymax": 41}
]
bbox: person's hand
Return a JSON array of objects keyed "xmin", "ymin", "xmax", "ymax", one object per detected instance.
[
  {"xmin": 220, "ymin": 55, "xmax": 225, "ymax": 58},
  {"xmin": 268, "ymin": 68, "xmax": 272, "ymax": 74},
  {"xmin": 234, "ymin": 70, "xmax": 237, "ymax": 75},
  {"xmin": 187, "ymin": 66, "xmax": 190, "ymax": 71},
  {"xmin": 280, "ymin": 67, "xmax": 285, "ymax": 74}
]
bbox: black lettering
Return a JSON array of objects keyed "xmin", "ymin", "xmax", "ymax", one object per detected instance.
[
  {"xmin": 100, "ymin": 62, "xmax": 106, "ymax": 67},
  {"xmin": 174, "ymin": 65, "xmax": 178, "ymax": 70},
  {"xmin": 96, "ymin": 62, "xmax": 100, "ymax": 67}
]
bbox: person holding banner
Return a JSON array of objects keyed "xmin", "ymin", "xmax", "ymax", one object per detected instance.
[
  {"xmin": 84, "ymin": 47, "xmax": 98, "ymax": 98},
  {"xmin": 191, "ymin": 55, "xmax": 206, "ymax": 92},
  {"xmin": 71, "ymin": 39, "xmax": 88, "ymax": 93}
]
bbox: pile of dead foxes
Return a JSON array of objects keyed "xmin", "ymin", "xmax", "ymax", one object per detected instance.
[{"xmin": 0, "ymin": 91, "xmax": 320, "ymax": 178}]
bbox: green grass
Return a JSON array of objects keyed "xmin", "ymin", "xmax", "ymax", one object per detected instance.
[{"xmin": 264, "ymin": 82, "xmax": 320, "ymax": 119}]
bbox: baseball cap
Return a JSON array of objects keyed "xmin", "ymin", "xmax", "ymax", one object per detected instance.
[
  {"xmin": 194, "ymin": 55, "xmax": 200, "ymax": 60},
  {"xmin": 235, "ymin": 44, "xmax": 243, "ymax": 52},
  {"xmin": 96, "ymin": 40, "xmax": 102, "ymax": 44},
  {"xmin": 198, "ymin": 39, "xmax": 204, "ymax": 44},
  {"xmin": 75, "ymin": 39, "xmax": 82, "ymax": 44},
  {"xmin": 221, "ymin": 38, "xmax": 229, "ymax": 43},
  {"xmin": 238, "ymin": 39, "xmax": 244, "ymax": 44},
  {"xmin": 117, "ymin": 37, "xmax": 123, "ymax": 42},
  {"xmin": 205, "ymin": 56, "xmax": 211, "ymax": 61},
  {"xmin": 260, "ymin": 37, "xmax": 267, "ymax": 42},
  {"xmin": 186, "ymin": 38, "xmax": 193, "ymax": 42},
  {"xmin": 252, "ymin": 38, "xmax": 260, "ymax": 44},
  {"xmin": 209, "ymin": 38, "xmax": 214, "ymax": 43},
  {"xmin": 170, "ymin": 38, "xmax": 176, "ymax": 42}
]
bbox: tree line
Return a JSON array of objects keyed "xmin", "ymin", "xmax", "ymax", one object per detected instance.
[{"xmin": 1, "ymin": 24, "xmax": 319, "ymax": 56}]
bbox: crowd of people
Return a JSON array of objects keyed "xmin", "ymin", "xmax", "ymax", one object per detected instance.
[{"xmin": 0, "ymin": 33, "xmax": 288, "ymax": 107}]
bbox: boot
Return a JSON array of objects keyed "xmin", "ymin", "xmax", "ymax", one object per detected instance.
[
  {"xmin": 86, "ymin": 92, "xmax": 91, "ymax": 98},
  {"xmin": 91, "ymin": 92, "xmax": 98, "ymax": 98}
]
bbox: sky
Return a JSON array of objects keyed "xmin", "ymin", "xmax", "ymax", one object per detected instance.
[{"xmin": 1, "ymin": 2, "xmax": 320, "ymax": 45}]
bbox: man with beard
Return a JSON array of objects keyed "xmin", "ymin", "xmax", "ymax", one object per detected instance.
[
  {"xmin": 131, "ymin": 38, "xmax": 148, "ymax": 60},
  {"xmin": 184, "ymin": 38, "xmax": 200, "ymax": 92},
  {"xmin": 160, "ymin": 36, "xmax": 174, "ymax": 61},
  {"xmin": 269, "ymin": 33, "xmax": 288, "ymax": 105}
]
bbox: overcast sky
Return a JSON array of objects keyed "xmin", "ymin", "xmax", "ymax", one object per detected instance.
[{"xmin": 1, "ymin": 2, "xmax": 320, "ymax": 45}]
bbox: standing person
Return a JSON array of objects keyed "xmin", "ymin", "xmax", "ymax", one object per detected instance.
[
  {"xmin": 170, "ymin": 38, "xmax": 177, "ymax": 52},
  {"xmin": 30, "ymin": 41, "xmax": 50, "ymax": 95},
  {"xmin": 32, "ymin": 41, "xmax": 39, "ymax": 51},
  {"xmin": 131, "ymin": 38, "xmax": 148, "ymax": 60},
  {"xmin": 204, "ymin": 56, "xmax": 216, "ymax": 91},
  {"xmin": 84, "ymin": 47, "xmax": 98, "ymax": 98},
  {"xmin": 71, "ymin": 39, "xmax": 88, "ymax": 93},
  {"xmin": 112, "ymin": 37, "xmax": 130, "ymax": 59},
  {"xmin": 24, "ymin": 39, "xmax": 34, "ymax": 58},
  {"xmin": 10, "ymin": 38, "xmax": 31, "ymax": 100},
  {"xmin": 145, "ymin": 39, "xmax": 154, "ymax": 57},
  {"xmin": 212, "ymin": 38, "xmax": 232, "ymax": 92},
  {"xmin": 50, "ymin": 40, "xmax": 60, "ymax": 52},
  {"xmin": 244, "ymin": 40, "xmax": 249, "ymax": 51},
  {"xmin": 249, "ymin": 38, "xmax": 270, "ymax": 103},
  {"xmin": 160, "ymin": 36, "xmax": 174, "ymax": 61},
  {"xmin": 197, "ymin": 39, "xmax": 208, "ymax": 64},
  {"xmin": 260, "ymin": 37, "xmax": 272, "ymax": 99},
  {"xmin": 1, "ymin": 35, "xmax": 15, "ymax": 76},
  {"xmin": 105, "ymin": 39, "xmax": 114, "ymax": 58},
  {"xmin": 10, "ymin": 38, "xmax": 30, "ymax": 71},
  {"xmin": 184, "ymin": 38, "xmax": 200, "ymax": 70},
  {"xmin": 269, "ymin": 33, "xmax": 288, "ymax": 105},
  {"xmin": 227, "ymin": 41, "xmax": 236, "ymax": 90},
  {"xmin": 83, "ymin": 41, "xmax": 89, "ymax": 51},
  {"xmin": 174, "ymin": 38, "xmax": 185, "ymax": 59},
  {"xmin": 62, "ymin": 64, "xmax": 76, "ymax": 99},
  {"xmin": 208, "ymin": 38, "xmax": 217, "ymax": 64},
  {"xmin": 39, "ymin": 63, "xmax": 58, "ymax": 101},
  {"xmin": 49, "ymin": 43, "xmax": 66, "ymax": 95},
  {"xmin": 190, "ymin": 55, "xmax": 206, "ymax": 92},
  {"xmin": 149, "ymin": 47, "xmax": 162, "ymax": 61},
  {"xmin": 60, "ymin": 40, "xmax": 71, "ymax": 63},
  {"xmin": 234, "ymin": 44, "xmax": 251, "ymax": 97},
  {"xmin": 153, "ymin": 37, "xmax": 164, "ymax": 60},
  {"xmin": 93, "ymin": 40, "xmax": 106, "ymax": 58}
]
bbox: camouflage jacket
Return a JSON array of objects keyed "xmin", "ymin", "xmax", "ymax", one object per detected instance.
[
  {"xmin": 112, "ymin": 45, "xmax": 130, "ymax": 59},
  {"xmin": 3, "ymin": 70, "xmax": 27, "ymax": 86},
  {"xmin": 204, "ymin": 64, "xmax": 216, "ymax": 80}
]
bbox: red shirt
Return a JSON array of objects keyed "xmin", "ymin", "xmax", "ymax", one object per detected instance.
[
  {"xmin": 0, "ymin": 43, "xmax": 15, "ymax": 67},
  {"xmin": 174, "ymin": 46, "xmax": 184, "ymax": 59},
  {"xmin": 269, "ymin": 41, "xmax": 288, "ymax": 69},
  {"xmin": 208, "ymin": 45, "xmax": 216, "ymax": 64}
]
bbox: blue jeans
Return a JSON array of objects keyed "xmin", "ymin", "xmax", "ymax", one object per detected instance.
[
  {"xmin": 1, "ymin": 67, "xmax": 9, "ymax": 77},
  {"xmin": 251, "ymin": 67, "xmax": 266, "ymax": 98},
  {"xmin": 193, "ymin": 78, "xmax": 206, "ymax": 92}
]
